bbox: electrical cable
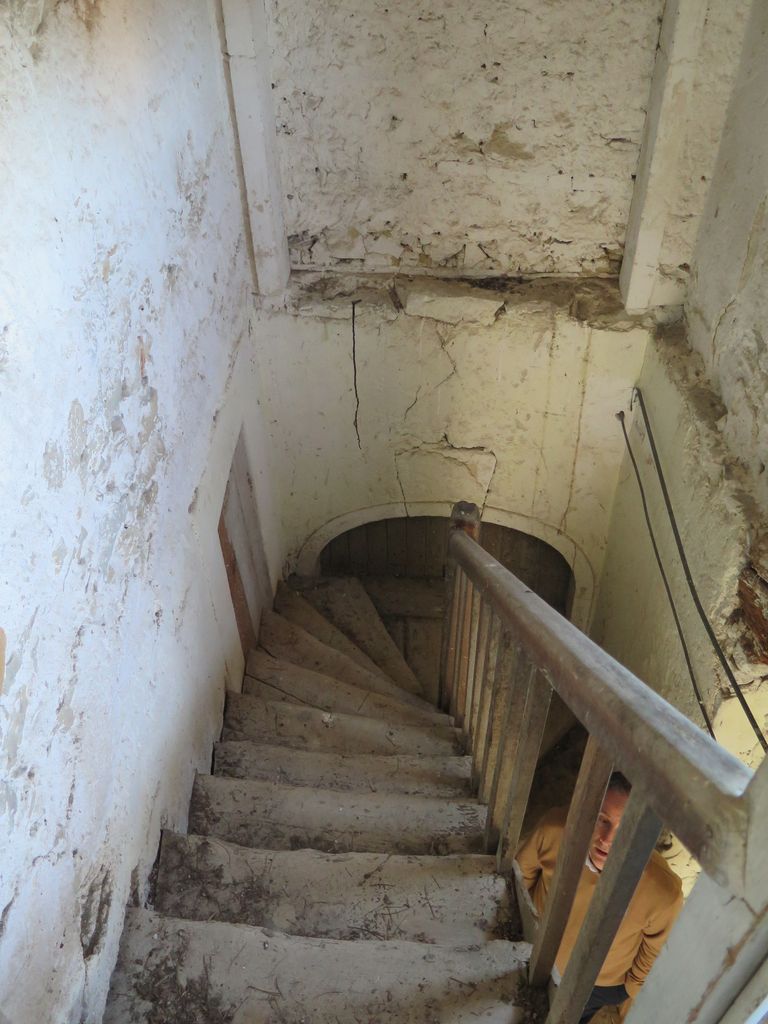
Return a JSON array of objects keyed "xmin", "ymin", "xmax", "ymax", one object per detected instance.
[
  {"xmin": 617, "ymin": 411, "xmax": 716, "ymax": 739},
  {"xmin": 628, "ymin": 387, "xmax": 767, "ymax": 752}
]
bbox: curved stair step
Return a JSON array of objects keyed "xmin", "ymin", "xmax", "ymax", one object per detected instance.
[
  {"xmin": 189, "ymin": 775, "xmax": 487, "ymax": 854},
  {"xmin": 222, "ymin": 691, "xmax": 462, "ymax": 756},
  {"xmin": 244, "ymin": 649, "xmax": 450, "ymax": 726},
  {"xmin": 275, "ymin": 580, "xmax": 389, "ymax": 679},
  {"xmin": 105, "ymin": 910, "xmax": 530, "ymax": 1024},
  {"xmin": 259, "ymin": 610, "xmax": 432, "ymax": 711},
  {"xmin": 155, "ymin": 834, "xmax": 519, "ymax": 943},
  {"xmin": 290, "ymin": 576, "xmax": 424, "ymax": 695},
  {"xmin": 214, "ymin": 741, "xmax": 474, "ymax": 798}
]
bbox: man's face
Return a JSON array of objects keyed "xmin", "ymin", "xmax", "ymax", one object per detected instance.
[{"xmin": 588, "ymin": 786, "xmax": 630, "ymax": 871}]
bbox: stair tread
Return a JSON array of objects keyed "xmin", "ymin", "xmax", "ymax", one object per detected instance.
[
  {"xmin": 275, "ymin": 580, "xmax": 390, "ymax": 679},
  {"xmin": 291, "ymin": 576, "xmax": 425, "ymax": 695},
  {"xmin": 189, "ymin": 774, "xmax": 486, "ymax": 854},
  {"xmin": 223, "ymin": 691, "xmax": 462, "ymax": 757},
  {"xmin": 260, "ymin": 609, "xmax": 432, "ymax": 710},
  {"xmin": 363, "ymin": 576, "xmax": 447, "ymax": 620},
  {"xmin": 155, "ymin": 834, "xmax": 520, "ymax": 943},
  {"xmin": 244, "ymin": 648, "xmax": 450, "ymax": 726},
  {"xmin": 105, "ymin": 909, "xmax": 530, "ymax": 1024},
  {"xmin": 214, "ymin": 741, "xmax": 473, "ymax": 797}
]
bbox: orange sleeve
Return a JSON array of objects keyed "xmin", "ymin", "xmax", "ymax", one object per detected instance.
[
  {"xmin": 623, "ymin": 881, "xmax": 684, "ymax": 999},
  {"xmin": 514, "ymin": 808, "xmax": 564, "ymax": 892}
]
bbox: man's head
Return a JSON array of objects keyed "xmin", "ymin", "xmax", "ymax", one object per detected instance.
[{"xmin": 588, "ymin": 772, "xmax": 631, "ymax": 872}]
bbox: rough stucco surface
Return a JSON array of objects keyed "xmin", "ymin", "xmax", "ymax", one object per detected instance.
[
  {"xmin": 592, "ymin": 333, "xmax": 768, "ymax": 766},
  {"xmin": 255, "ymin": 276, "xmax": 650, "ymax": 624},
  {"xmin": 685, "ymin": 0, "xmax": 768, "ymax": 517},
  {"xmin": 655, "ymin": 0, "xmax": 750, "ymax": 287},
  {"xmin": 0, "ymin": 3, "xmax": 278, "ymax": 1021},
  {"xmin": 266, "ymin": 0, "xmax": 664, "ymax": 276}
]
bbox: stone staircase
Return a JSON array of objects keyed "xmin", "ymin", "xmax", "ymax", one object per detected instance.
[{"xmin": 104, "ymin": 578, "xmax": 531, "ymax": 1023}]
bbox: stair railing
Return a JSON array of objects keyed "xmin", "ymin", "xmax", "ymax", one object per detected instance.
[{"xmin": 441, "ymin": 501, "xmax": 767, "ymax": 1024}]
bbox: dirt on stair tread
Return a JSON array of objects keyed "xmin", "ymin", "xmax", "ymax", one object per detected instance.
[
  {"xmin": 189, "ymin": 774, "xmax": 487, "ymax": 855},
  {"xmin": 363, "ymin": 576, "xmax": 447, "ymax": 619},
  {"xmin": 259, "ymin": 609, "xmax": 433, "ymax": 711},
  {"xmin": 243, "ymin": 647, "xmax": 450, "ymax": 726},
  {"xmin": 290, "ymin": 576, "xmax": 425, "ymax": 695},
  {"xmin": 104, "ymin": 909, "xmax": 531, "ymax": 1024},
  {"xmin": 222, "ymin": 691, "xmax": 463, "ymax": 757},
  {"xmin": 274, "ymin": 580, "xmax": 389, "ymax": 678},
  {"xmin": 213, "ymin": 741, "xmax": 474, "ymax": 797},
  {"xmin": 155, "ymin": 834, "xmax": 521, "ymax": 943}
]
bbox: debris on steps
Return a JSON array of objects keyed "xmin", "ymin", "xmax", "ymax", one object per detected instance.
[
  {"xmin": 188, "ymin": 775, "xmax": 487, "ymax": 854},
  {"xmin": 213, "ymin": 741, "xmax": 474, "ymax": 797},
  {"xmin": 104, "ymin": 909, "xmax": 531, "ymax": 1024},
  {"xmin": 222, "ymin": 691, "xmax": 462, "ymax": 756},
  {"xmin": 244, "ymin": 648, "xmax": 449, "ymax": 726},
  {"xmin": 105, "ymin": 574, "xmax": 531, "ymax": 1022},
  {"xmin": 155, "ymin": 834, "xmax": 520, "ymax": 943},
  {"xmin": 259, "ymin": 609, "xmax": 434, "ymax": 712},
  {"xmin": 290, "ymin": 576, "xmax": 425, "ymax": 695},
  {"xmin": 274, "ymin": 579, "xmax": 387, "ymax": 679}
]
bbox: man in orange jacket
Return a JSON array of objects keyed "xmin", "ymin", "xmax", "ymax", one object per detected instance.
[{"xmin": 516, "ymin": 772, "xmax": 683, "ymax": 1023}]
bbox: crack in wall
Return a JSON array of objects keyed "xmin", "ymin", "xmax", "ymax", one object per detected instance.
[
  {"xmin": 560, "ymin": 327, "xmax": 593, "ymax": 535},
  {"xmin": 351, "ymin": 299, "xmax": 362, "ymax": 450}
]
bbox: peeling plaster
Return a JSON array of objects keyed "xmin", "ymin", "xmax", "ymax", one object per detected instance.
[{"xmin": 266, "ymin": 0, "xmax": 665, "ymax": 276}]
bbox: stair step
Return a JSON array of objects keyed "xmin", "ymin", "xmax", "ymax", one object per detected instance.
[
  {"xmin": 214, "ymin": 741, "xmax": 474, "ymax": 797},
  {"xmin": 291, "ymin": 576, "xmax": 424, "ymax": 695},
  {"xmin": 105, "ymin": 909, "xmax": 530, "ymax": 1024},
  {"xmin": 259, "ymin": 610, "xmax": 433, "ymax": 711},
  {"xmin": 244, "ymin": 648, "xmax": 449, "ymax": 726},
  {"xmin": 275, "ymin": 580, "xmax": 388, "ymax": 678},
  {"xmin": 363, "ymin": 576, "xmax": 447, "ymax": 619},
  {"xmin": 222, "ymin": 692, "xmax": 462, "ymax": 756},
  {"xmin": 189, "ymin": 775, "xmax": 487, "ymax": 854},
  {"xmin": 155, "ymin": 834, "xmax": 518, "ymax": 943}
]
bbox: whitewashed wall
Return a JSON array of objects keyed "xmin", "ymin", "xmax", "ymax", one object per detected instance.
[
  {"xmin": 255, "ymin": 276, "xmax": 650, "ymax": 628},
  {"xmin": 266, "ymin": 0, "xmax": 664, "ymax": 277},
  {"xmin": 686, "ymin": 0, "xmax": 768, "ymax": 516},
  {"xmin": 592, "ymin": 334, "xmax": 768, "ymax": 767},
  {"xmin": 0, "ymin": 2, "xmax": 280, "ymax": 1021}
]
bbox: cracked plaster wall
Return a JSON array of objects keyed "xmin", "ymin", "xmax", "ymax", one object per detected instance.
[
  {"xmin": 255, "ymin": 275, "xmax": 650, "ymax": 627},
  {"xmin": 265, "ymin": 0, "xmax": 664, "ymax": 277},
  {"xmin": 592, "ymin": 333, "xmax": 768, "ymax": 892},
  {"xmin": 685, "ymin": 0, "xmax": 768, "ymax": 516},
  {"xmin": 0, "ymin": 3, "xmax": 281, "ymax": 1021}
]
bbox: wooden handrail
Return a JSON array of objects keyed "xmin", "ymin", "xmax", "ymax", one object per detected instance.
[
  {"xmin": 447, "ymin": 526, "xmax": 752, "ymax": 890},
  {"xmin": 441, "ymin": 502, "xmax": 765, "ymax": 1024}
]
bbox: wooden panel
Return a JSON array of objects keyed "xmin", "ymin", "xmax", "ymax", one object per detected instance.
[
  {"xmin": 424, "ymin": 517, "xmax": 447, "ymax": 577},
  {"xmin": 481, "ymin": 523, "xmax": 504, "ymax": 562},
  {"xmin": 347, "ymin": 526, "xmax": 369, "ymax": 576},
  {"xmin": 386, "ymin": 518, "xmax": 408, "ymax": 576},
  {"xmin": 323, "ymin": 532, "xmax": 350, "ymax": 574},
  {"xmin": 405, "ymin": 517, "xmax": 427, "ymax": 577},
  {"xmin": 365, "ymin": 519, "xmax": 388, "ymax": 575},
  {"xmin": 218, "ymin": 513, "xmax": 257, "ymax": 653}
]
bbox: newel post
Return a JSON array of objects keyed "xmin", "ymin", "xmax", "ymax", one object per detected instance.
[{"xmin": 439, "ymin": 502, "xmax": 481, "ymax": 714}]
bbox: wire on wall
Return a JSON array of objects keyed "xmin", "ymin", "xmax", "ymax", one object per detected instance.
[
  {"xmin": 625, "ymin": 387, "xmax": 767, "ymax": 753},
  {"xmin": 617, "ymin": 411, "xmax": 715, "ymax": 739}
]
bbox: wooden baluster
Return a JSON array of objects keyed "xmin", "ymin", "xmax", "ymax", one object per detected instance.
[
  {"xmin": 528, "ymin": 735, "xmax": 614, "ymax": 987},
  {"xmin": 449, "ymin": 571, "xmax": 469, "ymax": 721},
  {"xmin": 478, "ymin": 629, "xmax": 517, "ymax": 807},
  {"xmin": 440, "ymin": 567, "xmax": 463, "ymax": 714},
  {"xmin": 485, "ymin": 649, "xmax": 535, "ymax": 851},
  {"xmin": 454, "ymin": 577, "xmax": 475, "ymax": 728},
  {"xmin": 472, "ymin": 612, "xmax": 501, "ymax": 789},
  {"xmin": 545, "ymin": 792, "xmax": 662, "ymax": 1024},
  {"xmin": 461, "ymin": 587, "xmax": 483, "ymax": 738},
  {"xmin": 496, "ymin": 669, "xmax": 553, "ymax": 871},
  {"xmin": 467, "ymin": 601, "xmax": 492, "ymax": 757}
]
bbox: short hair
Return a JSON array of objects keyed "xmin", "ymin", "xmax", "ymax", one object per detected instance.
[{"xmin": 607, "ymin": 771, "xmax": 632, "ymax": 796}]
